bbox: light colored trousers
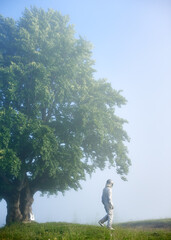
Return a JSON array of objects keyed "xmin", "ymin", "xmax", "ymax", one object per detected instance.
[{"xmin": 99, "ymin": 204, "xmax": 113, "ymax": 228}]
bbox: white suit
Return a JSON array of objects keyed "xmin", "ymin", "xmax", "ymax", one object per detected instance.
[{"xmin": 99, "ymin": 179, "xmax": 114, "ymax": 229}]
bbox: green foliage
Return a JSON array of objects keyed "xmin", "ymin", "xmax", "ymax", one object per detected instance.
[
  {"xmin": 0, "ymin": 220, "xmax": 171, "ymax": 240},
  {"xmin": 0, "ymin": 7, "xmax": 131, "ymax": 200}
]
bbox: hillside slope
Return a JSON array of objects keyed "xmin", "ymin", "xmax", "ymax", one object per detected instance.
[
  {"xmin": 0, "ymin": 219, "xmax": 171, "ymax": 240},
  {"xmin": 118, "ymin": 218, "xmax": 171, "ymax": 229}
]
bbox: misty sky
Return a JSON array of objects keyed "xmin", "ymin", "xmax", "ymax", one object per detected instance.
[{"xmin": 0, "ymin": 0, "xmax": 171, "ymax": 226}]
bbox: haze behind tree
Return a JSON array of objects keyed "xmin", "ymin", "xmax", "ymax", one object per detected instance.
[{"xmin": 0, "ymin": 0, "xmax": 170, "ymax": 226}]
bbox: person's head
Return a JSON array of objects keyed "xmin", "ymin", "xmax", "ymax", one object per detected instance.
[{"xmin": 106, "ymin": 179, "xmax": 114, "ymax": 187}]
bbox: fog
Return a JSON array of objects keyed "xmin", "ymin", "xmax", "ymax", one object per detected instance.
[{"xmin": 0, "ymin": 0, "xmax": 171, "ymax": 227}]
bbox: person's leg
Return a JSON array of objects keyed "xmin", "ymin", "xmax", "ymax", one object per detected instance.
[
  {"xmin": 98, "ymin": 205, "xmax": 108, "ymax": 226},
  {"xmin": 99, "ymin": 214, "xmax": 108, "ymax": 226},
  {"xmin": 107, "ymin": 208, "xmax": 113, "ymax": 229}
]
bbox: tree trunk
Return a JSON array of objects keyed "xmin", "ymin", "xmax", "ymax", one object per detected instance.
[
  {"xmin": 5, "ymin": 191, "xmax": 23, "ymax": 225},
  {"xmin": 5, "ymin": 183, "xmax": 35, "ymax": 225},
  {"xmin": 20, "ymin": 183, "xmax": 34, "ymax": 222}
]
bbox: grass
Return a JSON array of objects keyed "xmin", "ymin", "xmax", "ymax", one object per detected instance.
[
  {"xmin": 118, "ymin": 218, "xmax": 171, "ymax": 229},
  {"xmin": 0, "ymin": 219, "xmax": 170, "ymax": 240}
]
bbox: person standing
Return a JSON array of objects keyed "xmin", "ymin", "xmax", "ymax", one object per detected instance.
[{"xmin": 98, "ymin": 179, "xmax": 114, "ymax": 230}]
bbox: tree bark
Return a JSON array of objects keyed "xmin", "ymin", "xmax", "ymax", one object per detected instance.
[
  {"xmin": 20, "ymin": 183, "xmax": 34, "ymax": 222},
  {"xmin": 5, "ymin": 183, "xmax": 35, "ymax": 225},
  {"xmin": 5, "ymin": 191, "xmax": 23, "ymax": 224}
]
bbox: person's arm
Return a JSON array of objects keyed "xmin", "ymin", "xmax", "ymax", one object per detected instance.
[{"xmin": 108, "ymin": 188, "xmax": 114, "ymax": 209}]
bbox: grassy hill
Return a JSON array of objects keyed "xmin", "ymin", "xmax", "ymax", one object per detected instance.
[
  {"xmin": 118, "ymin": 218, "xmax": 171, "ymax": 229},
  {"xmin": 0, "ymin": 219, "xmax": 171, "ymax": 240}
]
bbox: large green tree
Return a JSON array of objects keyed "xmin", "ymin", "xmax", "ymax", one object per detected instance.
[{"xmin": 0, "ymin": 7, "xmax": 130, "ymax": 224}]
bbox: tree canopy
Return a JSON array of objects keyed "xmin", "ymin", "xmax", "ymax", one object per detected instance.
[{"xmin": 0, "ymin": 7, "xmax": 130, "ymax": 223}]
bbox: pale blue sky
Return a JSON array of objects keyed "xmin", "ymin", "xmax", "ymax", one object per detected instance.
[{"xmin": 0, "ymin": 0, "xmax": 171, "ymax": 226}]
